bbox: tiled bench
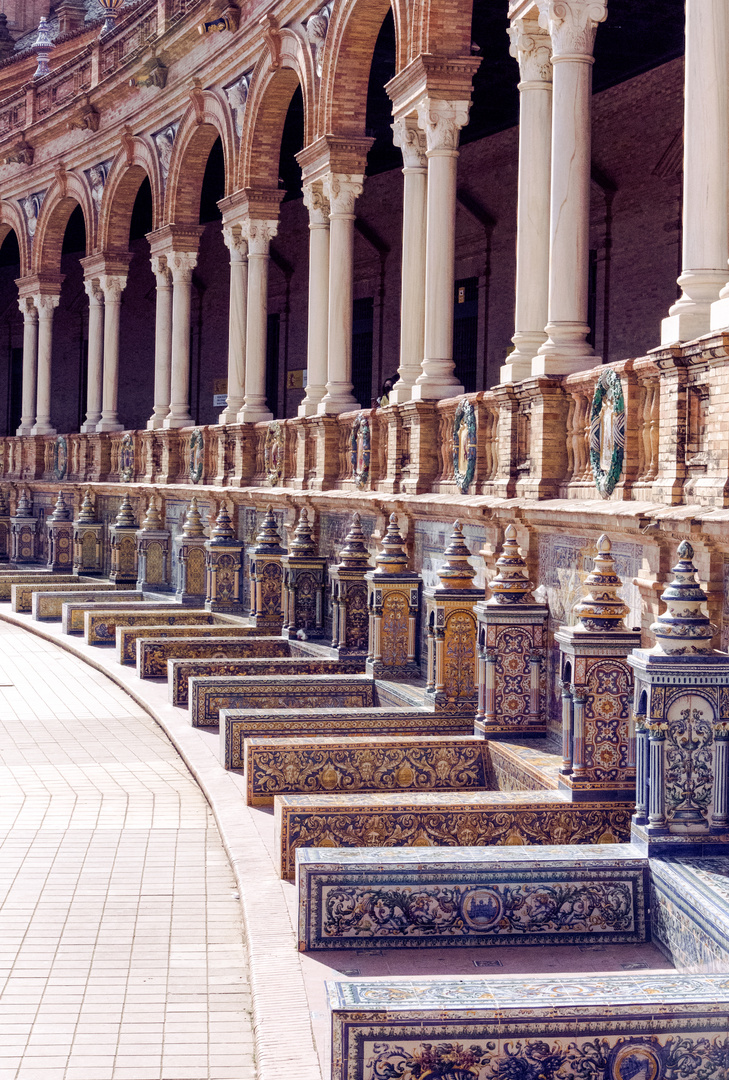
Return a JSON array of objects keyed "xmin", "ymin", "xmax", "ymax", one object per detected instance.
[
  {"xmin": 222, "ymin": 708, "xmax": 472, "ymax": 769},
  {"xmin": 651, "ymin": 856, "xmax": 729, "ymax": 972},
  {"xmin": 297, "ymin": 843, "xmax": 648, "ymax": 950},
  {"xmin": 0, "ymin": 572, "xmax": 79, "ymax": 601},
  {"xmin": 169, "ymin": 655, "xmax": 366, "ymax": 706},
  {"xmin": 191, "ymin": 673, "xmax": 375, "ymax": 728},
  {"xmin": 138, "ymin": 634, "xmax": 289, "ymax": 677},
  {"xmin": 329, "ymin": 973, "xmax": 729, "ymax": 1080},
  {"xmin": 245, "ymin": 735, "xmax": 489, "ymax": 806},
  {"xmin": 274, "ymin": 789, "xmax": 633, "ymax": 880},
  {"xmin": 12, "ymin": 579, "xmax": 123, "ymax": 614},
  {"xmin": 487, "ymin": 737, "xmax": 562, "ymax": 791},
  {"xmin": 123, "ymin": 624, "xmax": 263, "ymax": 667},
  {"xmin": 32, "ymin": 587, "xmax": 142, "ymax": 621},
  {"xmin": 80, "ymin": 605, "xmax": 234, "ymax": 644}
]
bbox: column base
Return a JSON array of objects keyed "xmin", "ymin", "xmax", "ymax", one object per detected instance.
[
  {"xmin": 218, "ymin": 402, "xmax": 244, "ymax": 425},
  {"xmin": 710, "ymin": 296, "xmax": 729, "ymax": 332},
  {"xmin": 316, "ymin": 396, "xmax": 361, "ymax": 416},
  {"xmin": 410, "ymin": 378, "xmax": 464, "ymax": 402},
  {"xmin": 80, "ymin": 417, "xmax": 101, "ymax": 433},
  {"xmin": 238, "ymin": 405, "xmax": 273, "ymax": 423},
  {"xmin": 163, "ymin": 413, "xmax": 194, "ymax": 429},
  {"xmin": 388, "ymin": 381, "xmax": 416, "ymax": 405},
  {"xmin": 297, "ymin": 389, "xmax": 327, "ymax": 417},
  {"xmin": 31, "ymin": 422, "xmax": 56, "ymax": 436},
  {"xmin": 147, "ymin": 410, "xmax": 170, "ymax": 430},
  {"xmin": 15, "ymin": 421, "xmax": 33, "ymax": 436},
  {"xmin": 499, "ymin": 358, "xmax": 532, "ymax": 384},
  {"xmin": 96, "ymin": 418, "xmax": 124, "ymax": 433},
  {"xmin": 531, "ymin": 352, "xmax": 601, "ymax": 377},
  {"xmin": 661, "ymin": 310, "xmax": 711, "ymax": 346},
  {"xmin": 662, "ymin": 272, "xmax": 727, "ymax": 344}
]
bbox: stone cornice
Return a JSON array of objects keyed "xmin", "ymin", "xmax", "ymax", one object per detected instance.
[
  {"xmin": 219, "ymin": 187, "xmax": 284, "ymax": 224},
  {"xmin": 79, "ymin": 251, "xmax": 133, "ymax": 278},
  {"xmin": 146, "ymin": 224, "xmax": 205, "ymax": 257},
  {"xmin": 15, "ymin": 271, "xmax": 64, "ymax": 297}
]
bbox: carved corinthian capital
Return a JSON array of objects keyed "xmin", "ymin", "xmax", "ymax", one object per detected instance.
[
  {"xmin": 167, "ymin": 250, "xmax": 198, "ymax": 283},
  {"xmin": 222, "ymin": 223, "xmax": 248, "ymax": 259},
  {"xmin": 150, "ymin": 254, "xmax": 172, "ymax": 286},
  {"xmin": 508, "ymin": 18, "xmax": 553, "ymax": 82},
  {"xmin": 83, "ymin": 278, "xmax": 104, "ymax": 305},
  {"xmin": 537, "ymin": 0, "xmax": 607, "ymax": 59},
  {"xmin": 416, "ymin": 98, "xmax": 471, "ymax": 153},
  {"xmin": 245, "ymin": 218, "xmax": 278, "ymax": 255},
  {"xmin": 17, "ymin": 295, "xmax": 37, "ymax": 321},
  {"xmin": 99, "ymin": 274, "xmax": 127, "ymax": 304},
  {"xmin": 391, "ymin": 115, "xmax": 427, "ymax": 169},
  {"xmin": 323, "ymin": 173, "xmax": 363, "ymax": 217},
  {"xmin": 302, "ymin": 180, "xmax": 330, "ymax": 226}
]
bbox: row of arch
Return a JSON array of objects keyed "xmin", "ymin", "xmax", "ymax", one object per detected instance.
[{"xmin": 0, "ymin": 0, "xmax": 475, "ymax": 278}]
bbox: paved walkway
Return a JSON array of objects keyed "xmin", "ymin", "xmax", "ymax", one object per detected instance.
[{"xmin": 0, "ymin": 621, "xmax": 254, "ymax": 1080}]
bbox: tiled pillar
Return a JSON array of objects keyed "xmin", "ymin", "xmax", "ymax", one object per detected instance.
[
  {"xmin": 534, "ymin": 0, "xmax": 607, "ymax": 376},
  {"xmin": 81, "ymin": 279, "xmax": 104, "ymax": 433},
  {"xmin": 97, "ymin": 273, "xmax": 127, "ymax": 433},
  {"xmin": 220, "ymin": 225, "xmax": 247, "ymax": 425},
  {"xmin": 299, "ymin": 181, "xmax": 330, "ymax": 417},
  {"xmin": 389, "ymin": 117, "xmax": 427, "ymax": 404},
  {"xmin": 32, "ymin": 292, "xmax": 60, "ymax": 436},
  {"xmin": 240, "ymin": 219, "xmax": 277, "ymax": 423},
  {"xmin": 16, "ymin": 296, "xmax": 38, "ymax": 436},
  {"xmin": 148, "ymin": 256, "xmax": 173, "ymax": 430}
]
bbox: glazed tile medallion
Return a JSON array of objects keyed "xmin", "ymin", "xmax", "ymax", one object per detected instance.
[
  {"xmin": 190, "ymin": 673, "xmax": 376, "ymax": 728},
  {"xmin": 168, "ymin": 655, "xmax": 365, "ymax": 706}
]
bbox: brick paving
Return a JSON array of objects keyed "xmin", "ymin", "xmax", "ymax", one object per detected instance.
[{"xmin": 0, "ymin": 621, "xmax": 255, "ymax": 1080}]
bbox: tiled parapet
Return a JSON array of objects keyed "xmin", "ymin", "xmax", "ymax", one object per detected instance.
[
  {"xmin": 117, "ymin": 621, "xmax": 257, "ymax": 665},
  {"xmin": 73, "ymin": 489, "xmax": 103, "ymax": 576},
  {"xmin": 135, "ymin": 497, "xmax": 171, "ymax": 592},
  {"xmin": 297, "ymin": 843, "xmax": 648, "ymax": 951},
  {"xmin": 245, "ymin": 735, "xmax": 490, "ymax": 806},
  {"xmin": 108, "ymin": 494, "xmax": 138, "ymax": 585},
  {"xmin": 0, "ymin": 572, "xmax": 78, "ymax": 601},
  {"xmin": 11, "ymin": 578, "xmax": 105, "ymax": 613},
  {"xmin": 651, "ymin": 857, "xmax": 729, "ymax": 972},
  {"xmin": 248, "ymin": 506, "xmax": 287, "ymax": 631},
  {"xmin": 328, "ymin": 512, "xmax": 372, "ymax": 658},
  {"xmin": 274, "ymin": 789, "xmax": 633, "ymax": 880},
  {"xmin": 10, "ymin": 490, "xmax": 41, "ymax": 564},
  {"xmin": 168, "ymin": 655, "xmax": 365, "ymax": 707},
  {"xmin": 32, "ymin": 586, "xmax": 135, "ymax": 620},
  {"xmin": 173, "ymin": 497, "xmax": 208, "ymax": 606},
  {"xmin": 221, "ymin": 708, "xmax": 471, "ymax": 770},
  {"xmin": 329, "ymin": 974, "xmax": 729, "ymax": 1080},
  {"xmin": 190, "ymin": 672, "xmax": 376, "ymax": 728},
  {"xmin": 204, "ymin": 503, "xmax": 245, "ymax": 615}
]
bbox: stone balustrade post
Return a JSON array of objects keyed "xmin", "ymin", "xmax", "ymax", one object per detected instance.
[
  {"xmin": 299, "ymin": 181, "xmax": 330, "ymax": 416},
  {"xmin": 220, "ymin": 225, "xmax": 247, "ymax": 425},
  {"xmin": 81, "ymin": 279, "xmax": 104, "ymax": 433},
  {"xmin": 390, "ymin": 116, "xmax": 427, "ymax": 404}
]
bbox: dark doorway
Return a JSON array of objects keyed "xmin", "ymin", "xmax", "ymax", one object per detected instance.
[
  {"xmin": 266, "ymin": 313, "xmax": 281, "ymax": 417},
  {"xmin": 453, "ymin": 277, "xmax": 478, "ymax": 393},
  {"xmin": 352, "ymin": 297, "xmax": 374, "ymax": 408}
]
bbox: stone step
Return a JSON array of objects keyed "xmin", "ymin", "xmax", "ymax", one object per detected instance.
[
  {"xmin": 168, "ymin": 655, "xmax": 366, "ymax": 707},
  {"xmin": 328, "ymin": 973, "xmax": 729, "ymax": 1080},
  {"xmin": 190, "ymin": 672, "xmax": 375, "ymax": 729},
  {"xmin": 120, "ymin": 623, "xmax": 262, "ymax": 666},
  {"xmin": 0, "ymin": 572, "xmax": 79, "ymax": 601},
  {"xmin": 244, "ymin": 735, "xmax": 489, "ymax": 806},
  {"xmin": 221, "ymin": 708, "xmax": 470, "ymax": 770},
  {"xmin": 32, "ymin": 587, "xmax": 142, "ymax": 620},
  {"xmin": 274, "ymin": 789, "xmax": 633, "ymax": 880},
  {"xmin": 650, "ymin": 856, "xmax": 729, "ymax": 972},
  {"xmin": 297, "ymin": 842, "xmax": 649, "ymax": 950}
]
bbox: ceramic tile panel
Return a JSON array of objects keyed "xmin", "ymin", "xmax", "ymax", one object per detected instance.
[
  {"xmin": 169, "ymin": 655, "xmax": 365, "ymax": 706},
  {"xmin": 245, "ymin": 735, "xmax": 489, "ymax": 805},
  {"xmin": 64, "ymin": 598, "xmax": 201, "ymax": 634},
  {"xmin": 11, "ymin": 578, "xmax": 99, "ymax": 611},
  {"xmin": 298, "ymin": 846, "xmax": 648, "ymax": 950},
  {"xmin": 31, "ymin": 585, "xmax": 131, "ymax": 620},
  {"xmin": 190, "ymin": 672, "xmax": 376, "ymax": 728},
  {"xmin": 221, "ymin": 708, "xmax": 471, "ymax": 770},
  {"xmin": 138, "ymin": 635, "xmax": 290, "ymax": 678},
  {"xmin": 650, "ymin": 856, "xmax": 729, "ymax": 973},
  {"xmin": 0, "ymin": 572, "xmax": 78, "ymax": 600},
  {"xmin": 121, "ymin": 622, "xmax": 258, "ymax": 666},
  {"xmin": 274, "ymin": 789, "xmax": 633, "ymax": 880},
  {"xmin": 83, "ymin": 602, "xmax": 204, "ymax": 643}
]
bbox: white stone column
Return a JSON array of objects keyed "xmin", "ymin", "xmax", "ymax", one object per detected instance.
[
  {"xmin": 164, "ymin": 251, "xmax": 198, "ymax": 429},
  {"xmin": 411, "ymin": 99, "xmax": 470, "ymax": 401},
  {"xmin": 299, "ymin": 181, "xmax": 330, "ymax": 417},
  {"xmin": 390, "ymin": 117, "xmax": 427, "ymax": 404},
  {"xmin": 81, "ymin": 279, "xmax": 104, "ymax": 433},
  {"xmin": 32, "ymin": 293, "xmax": 60, "ymax": 436},
  {"xmin": 96, "ymin": 274, "xmax": 126, "ymax": 433},
  {"xmin": 534, "ymin": 0, "xmax": 607, "ymax": 376},
  {"xmin": 148, "ymin": 256, "xmax": 173, "ymax": 430},
  {"xmin": 501, "ymin": 18, "xmax": 553, "ymax": 383},
  {"xmin": 239, "ymin": 219, "xmax": 277, "ymax": 424},
  {"xmin": 16, "ymin": 296, "xmax": 38, "ymax": 436},
  {"xmin": 220, "ymin": 225, "xmax": 248, "ymax": 425},
  {"xmin": 318, "ymin": 173, "xmax": 363, "ymax": 415}
]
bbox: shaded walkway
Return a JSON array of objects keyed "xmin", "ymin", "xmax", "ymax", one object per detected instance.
[{"xmin": 0, "ymin": 621, "xmax": 254, "ymax": 1080}]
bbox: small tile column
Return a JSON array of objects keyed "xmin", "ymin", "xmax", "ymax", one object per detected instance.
[
  {"xmin": 281, "ymin": 508, "xmax": 327, "ymax": 639},
  {"xmin": 220, "ymin": 225, "xmax": 247, "ymax": 425},
  {"xmin": 32, "ymin": 292, "xmax": 61, "ymax": 436},
  {"xmin": 240, "ymin": 219, "xmax": 277, "ymax": 423},
  {"xmin": 97, "ymin": 273, "xmax": 127, "ymax": 433},
  {"xmin": 205, "ymin": 503, "xmax": 245, "ymax": 614},
  {"xmin": 16, "ymin": 296, "xmax": 38, "ymax": 436},
  {"xmin": 174, "ymin": 497, "xmax": 208, "ymax": 605},
  {"xmin": 248, "ymin": 506, "xmax": 287, "ymax": 631},
  {"xmin": 0, "ymin": 489, "xmax": 10, "ymax": 562},
  {"xmin": 46, "ymin": 491, "xmax": 74, "ymax": 572},
  {"xmin": 148, "ymin": 256, "xmax": 173, "ymax": 430},
  {"xmin": 10, "ymin": 489, "xmax": 40, "ymax": 564},
  {"xmin": 534, "ymin": 0, "xmax": 607, "ymax": 376},
  {"xmin": 109, "ymin": 494, "xmax": 138, "ymax": 585},
  {"xmin": 633, "ymin": 715, "xmax": 649, "ymax": 827},
  {"xmin": 136, "ymin": 496, "xmax": 171, "ymax": 591},
  {"xmin": 365, "ymin": 514, "xmax": 421, "ymax": 679},
  {"xmin": 81, "ymin": 278, "xmax": 104, "ymax": 433},
  {"xmin": 389, "ymin": 117, "xmax": 427, "ymax": 405},
  {"xmin": 299, "ymin": 182, "xmax": 330, "ymax": 417},
  {"xmin": 73, "ymin": 488, "xmax": 103, "ymax": 576},
  {"xmin": 329, "ymin": 512, "xmax": 372, "ymax": 657}
]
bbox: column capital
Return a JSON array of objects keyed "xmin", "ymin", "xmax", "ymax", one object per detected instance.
[
  {"xmin": 167, "ymin": 250, "xmax": 199, "ymax": 283},
  {"xmin": 146, "ymin": 224, "xmax": 204, "ymax": 260},
  {"xmin": 222, "ymin": 223, "xmax": 248, "ymax": 259},
  {"xmin": 296, "ymin": 135, "xmax": 373, "ymax": 187},
  {"xmin": 150, "ymin": 254, "xmax": 172, "ymax": 286},
  {"xmin": 17, "ymin": 294, "xmax": 37, "ymax": 319},
  {"xmin": 508, "ymin": 16, "xmax": 553, "ymax": 82},
  {"xmin": 15, "ymin": 272, "xmax": 64, "ymax": 301},
  {"xmin": 537, "ymin": 0, "xmax": 607, "ymax": 60},
  {"xmin": 416, "ymin": 98, "xmax": 471, "ymax": 153},
  {"xmin": 392, "ymin": 115, "xmax": 428, "ymax": 169},
  {"xmin": 302, "ymin": 180, "xmax": 330, "ymax": 226},
  {"xmin": 80, "ymin": 251, "xmax": 132, "ymax": 280},
  {"xmin": 323, "ymin": 173, "xmax": 364, "ymax": 217},
  {"xmin": 244, "ymin": 218, "xmax": 279, "ymax": 255},
  {"xmin": 218, "ymin": 187, "xmax": 284, "ymax": 225},
  {"xmin": 98, "ymin": 273, "xmax": 127, "ymax": 303},
  {"xmin": 83, "ymin": 277, "xmax": 104, "ymax": 305},
  {"xmin": 33, "ymin": 293, "xmax": 61, "ymax": 315}
]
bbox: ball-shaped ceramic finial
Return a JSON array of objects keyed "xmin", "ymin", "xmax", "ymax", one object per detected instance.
[
  {"xmin": 50, "ymin": 491, "xmax": 72, "ymax": 521},
  {"xmin": 337, "ymin": 512, "xmax": 372, "ymax": 569},
  {"xmin": 436, "ymin": 521, "xmax": 478, "ymax": 591},
  {"xmin": 374, "ymin": 513, "xmax": 409, "ymax": 574},
  {"xmin": 182, "ymin": 496, "xmax": 205, "ymax": 538},
  {"xmin": 650, "ymin": 541, "xmax": 715, "ymax": 654},
  {"xmin": 573, "ymin": 534, "xmax": 628, "ymax": 632},
  {"xmin": 290, "ymin": 508, "xmax": 317, "ymax": 556},
  {"xmin": 488, "ymin": 524, "xmax": 535, "ymax": 605},
  {"xmin": 76, "ymin": 488, "xmax": 97, "ymax": 524}
]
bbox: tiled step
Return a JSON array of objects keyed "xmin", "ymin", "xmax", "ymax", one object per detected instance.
[
  {"xmin": 32, "ymin": 586, "xmax": 142, "ymax": 620},
  {"xmin": 650, "ymin": 856, "xmax": 729, "ymax": 972},
  {"xmin": 222, "ymin": 707, "xmax": 471, "ymax": 769},
  {"xmin": 190, "ymin": 673, "xmax": 375, "ymax": 728},
  {"xmin": 168, "ymin": 655, "xmax": 366, "ymax": 706},
  {"xmin": 328, "ymin": 973, "xmax": 729, "ymax": 1080},
  {"xmin": 297, "ymin": 843, "xmax": 648, "ymax": 950},
  {"xmin": 122, "ymin": 624, "xmax": 265, "ymax": 666},
  {"xmin": 245, "ymin": 735, "xmax": 489, "ymax": 806},
  {"xmin": 0, "ymin": 572, "xmax": 80, "ymax": 601},
  {"xmin": 274, "ymin": 789, "xmax": 633, "ymax": 880}
]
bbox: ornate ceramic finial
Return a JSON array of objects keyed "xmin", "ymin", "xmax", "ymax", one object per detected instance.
[
  {"xmin": 113, "ymin": 493, "xmax": 136, "ymax": 529},
  {"xmin": 574, "ymin": 534, "xmax": 628, "ymax": 632},
  {"xmin": 32, "ymin": 16, "xmax": 54, "ymax": 78},
  {"xmin": 253, "ymin": 505, "xmax": 285, "ymax": 550},
  {"xmin": 182, "ymin": 496, "xmax": 205, "ymax": 538},
  {"xmin": 0, "ymin": 488, "xmax": 9, "ymax": 516},
  {"xmin": 338, "ymin": 512, "xmax": 371, "ymax": 569},
  {"xmin": 650, "ymin": 540, "xmax": 716, "ymax": 654},
  {"xmin": 289, "ymin": 508, "xmax": 317, "ymax": 556},
  {"xmin": 141, "ymin": 496, "xmax": 163, "ymax": 531},
  {"xmin": 374, "ymin": 513, "xmax": 409, "ymax": 574},
  {"xmin": 210, "ymin": 503, "xmax": 236, "ymax": 544},
  {"xmin": 76, "ymin": 488, "xmax": 97, "ymax": 523},
  {"xmin": 436, "ymin": 520, "xmax": 477, "ymax": 590},
  {"xmin": 50, "ymin": 491, "xmax": 72, "ymax": 522},
  {"xmin": 15, "ymin": 489, "xmax": 32, "ymax": 518},
  {"xmin": 488, "ymin": 524, "xmax": 535, "ymax": 604}
]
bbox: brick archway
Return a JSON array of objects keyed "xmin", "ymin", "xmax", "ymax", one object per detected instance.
[
  {"xmin": 98, "ymin": 136, "xmax": 163, "ymax": 253},
  {"xmin": 0, "ymin": 200, "xmax": 30, "ymax": 277},
  {"xmin": 32, "ymin": 172, "xmax": 94, "ymax": 274},
  {"xmin": 164, "ymin": 91, "xmax": 236, "ymax": 226}
]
